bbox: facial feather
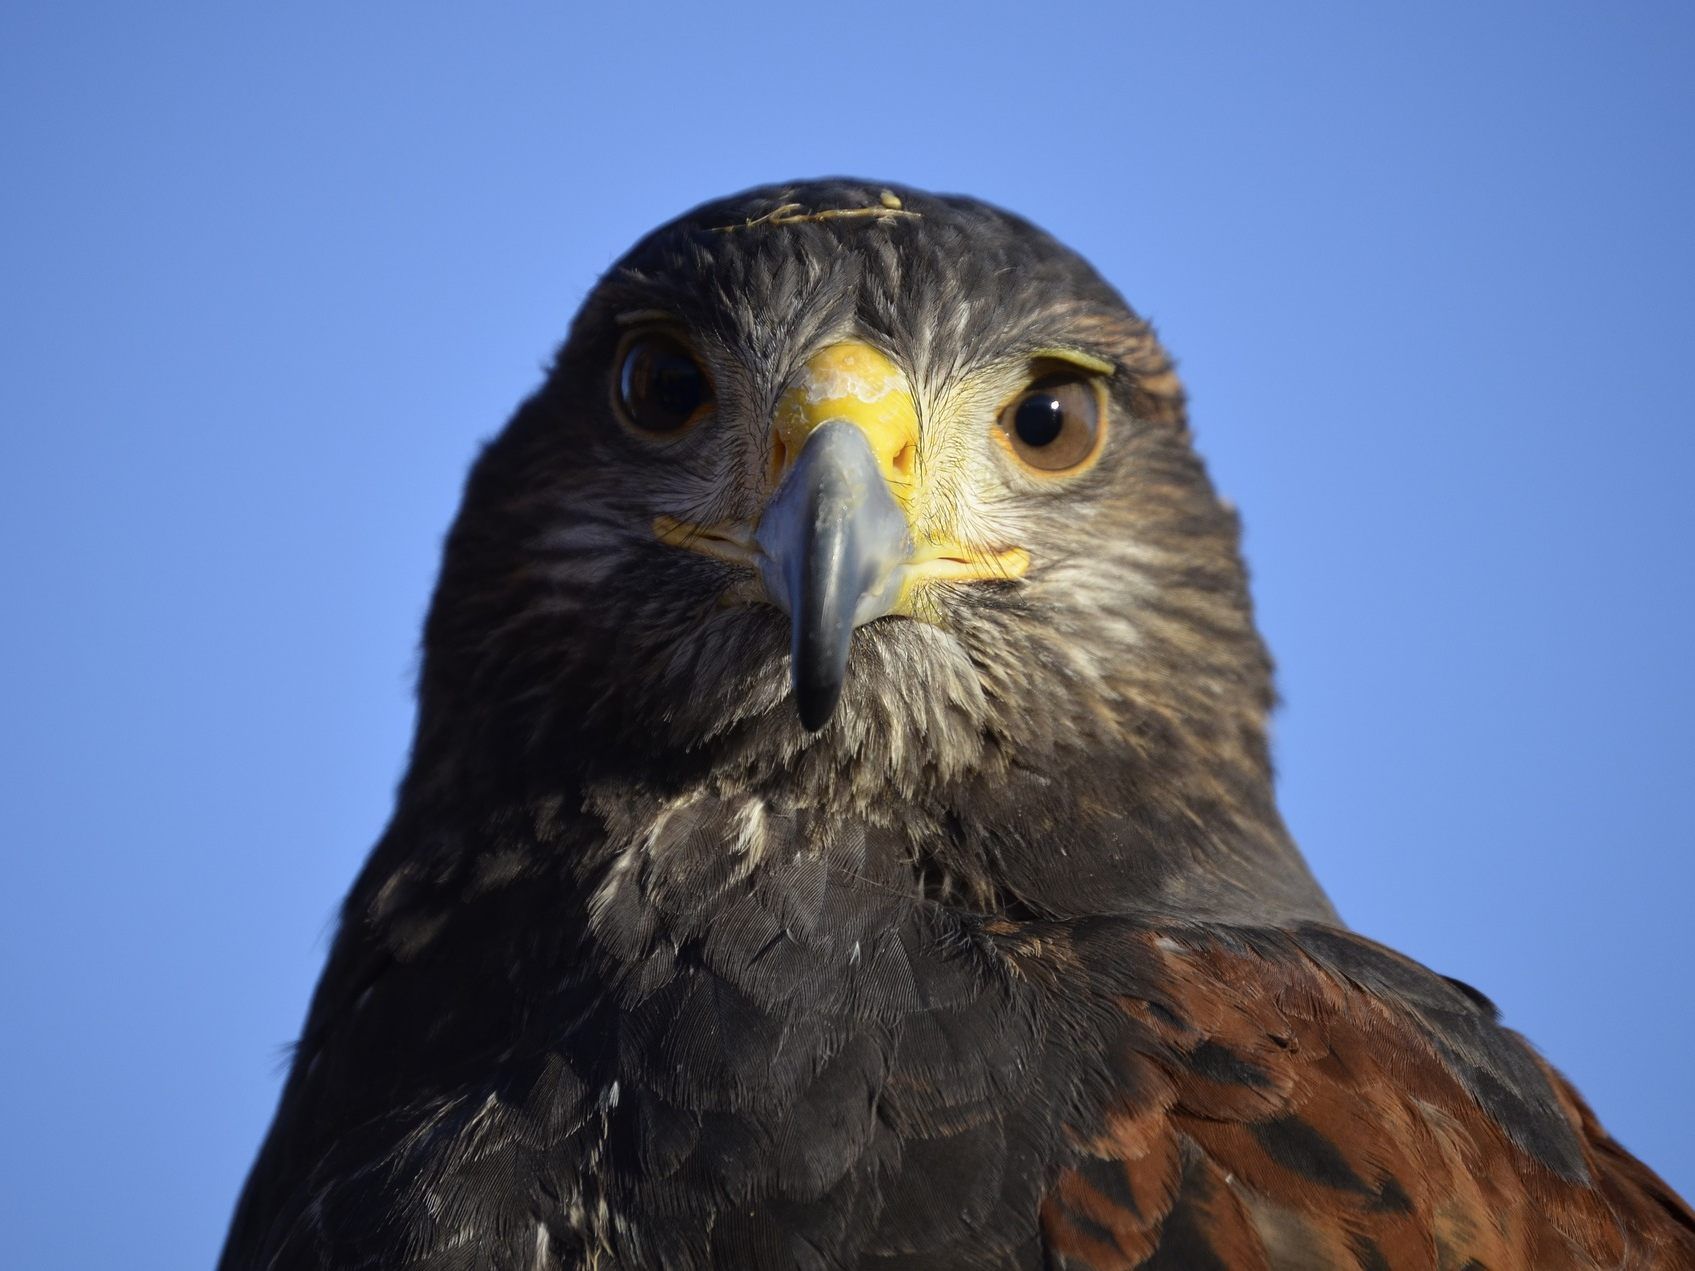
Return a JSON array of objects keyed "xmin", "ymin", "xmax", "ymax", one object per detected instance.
[{"xmin": 222, "ymin": 182, "xmax": 1695, "ymax": 1271}]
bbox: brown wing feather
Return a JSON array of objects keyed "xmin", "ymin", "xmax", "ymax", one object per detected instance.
[{"xmin": 1040, "ymin": 927, "xmax": 1695, "ymax": 1270}]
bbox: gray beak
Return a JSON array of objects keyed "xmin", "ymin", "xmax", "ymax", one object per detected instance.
[{"xmin": 755, "ymin": 420, "xmax": 913, "ymax": 730}]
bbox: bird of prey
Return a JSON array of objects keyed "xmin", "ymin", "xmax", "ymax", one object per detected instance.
[{"xmin": 222, "ymin": 180, "xmax": 1695, "ymax": 1270}]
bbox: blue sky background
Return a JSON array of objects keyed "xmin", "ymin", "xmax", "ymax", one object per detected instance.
[{"xmin": 3, "ymin": 4, "xmax": 1692, "ymax": 1266}]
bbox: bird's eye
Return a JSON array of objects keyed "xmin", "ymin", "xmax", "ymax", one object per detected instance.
[
  {"xmin": 995, "ymin": 371, "xmax": 1104, "ymax": 473},
  {"xmin": 614, "ymin": 333, "xmax": 713, "ymax": 434}
]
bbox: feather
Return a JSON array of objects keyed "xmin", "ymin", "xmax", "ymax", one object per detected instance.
[{"xmin": 220, "ymin": 180, "xmax": 1693, "ymax": 1270}]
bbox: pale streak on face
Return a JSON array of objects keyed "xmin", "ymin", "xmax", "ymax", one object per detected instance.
[
  {"xmin": 906, "ymin": 361, "xmax": 1038, "ymax": 549},
  {"xmin": 792, "ymin": 345, "xmax": 909, "ymax": 408}
]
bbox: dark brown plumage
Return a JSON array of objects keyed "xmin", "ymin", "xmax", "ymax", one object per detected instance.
[{"xmin": 222, "ymin": 180, "xmax": 1695, "ymax": 1269}]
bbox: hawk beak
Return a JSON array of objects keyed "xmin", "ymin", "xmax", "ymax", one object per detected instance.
[
  {"xmin": 653, "ymin": 341, "xmax": 1029, "ymax": 730},
  {"xmin": 755, "ymin": 343, "xmax": 920, "ymax": 730},
  {"xmin": 755, "ymin": 419, "xmax": 913, "ymax": 730}
]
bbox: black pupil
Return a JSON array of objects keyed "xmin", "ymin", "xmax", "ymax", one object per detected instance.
[
  {"xmin": 1013, "ymin": 392, "xmax": 1065, "ymax": 448},
  {"xmin": 626, "ymin": 342, "xmax": 706, "ymax": 428}
]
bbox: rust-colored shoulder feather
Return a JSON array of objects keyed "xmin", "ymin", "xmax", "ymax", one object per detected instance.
[{"xmin": 1038, "ymin": 925, "xmax": 1695, "ymax": 1270}]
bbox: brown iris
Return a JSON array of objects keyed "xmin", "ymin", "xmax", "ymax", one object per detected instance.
[
  {"xmin": 614, "ymin": 333, "xmax": 713, "ymax": 433},
  {"xmin": 995, "ymin": 371, "xmax": 1104, "ymax": 473}
]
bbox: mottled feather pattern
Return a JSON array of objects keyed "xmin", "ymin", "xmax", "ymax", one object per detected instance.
[
  {"xmin": 222, "ymin": 181, "xmax": 1695, "ymax": 1269},
  {"xmin": 227, "ymin": 787, "xmax": 1695, "ymax": 1268},
  {"xmin": 229, "ymin": 796, "xmax": 1065, "ymax": 1268},
  {"xmin": 1041, "ymin": 925, "xmax": 1695, "ymax": 1269}
]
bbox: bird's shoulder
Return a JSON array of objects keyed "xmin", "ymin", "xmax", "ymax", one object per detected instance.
[
  {"xmin": 1027, "ymin": 918, "xmax": 1695, "ymax": 1270},
  {"xmin": 224, "ymin": 793, "xmax": 1695, "ymax": 1270}
]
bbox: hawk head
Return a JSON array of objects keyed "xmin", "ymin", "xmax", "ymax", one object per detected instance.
[{"xmin": 409, "ymin": 179, "xmax": 1330, "ymax": 921}]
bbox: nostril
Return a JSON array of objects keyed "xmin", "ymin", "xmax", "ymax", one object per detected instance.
[
  {"xmin": 769, "ymin": 435, "xmax": 788, "ymax": 485},
  {"xmin": 892, "ymin": 442, "xmax": 916, "ymax": 480}
]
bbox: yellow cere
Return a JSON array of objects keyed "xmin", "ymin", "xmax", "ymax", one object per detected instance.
[{"xmin": 770, "ymin": 344, "xmax": 919, "ymax": 502}]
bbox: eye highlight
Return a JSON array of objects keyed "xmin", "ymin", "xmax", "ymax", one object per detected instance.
[
  {"xmin": 614, "ymin": 332, "xmax": 714, "ymax": 434},
  {"xmin": 994, "ymin": 370, "xmax": 1105, "ymax": 473}
]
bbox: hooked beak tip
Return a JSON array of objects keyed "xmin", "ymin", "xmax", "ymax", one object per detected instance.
[
  {"xmin": 754, "ymin": 420, "xmax": 912, "ymax": 732},
  {"xmin": 795, "ymin": 677, "xmax": 844, "ymax": 732}
]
